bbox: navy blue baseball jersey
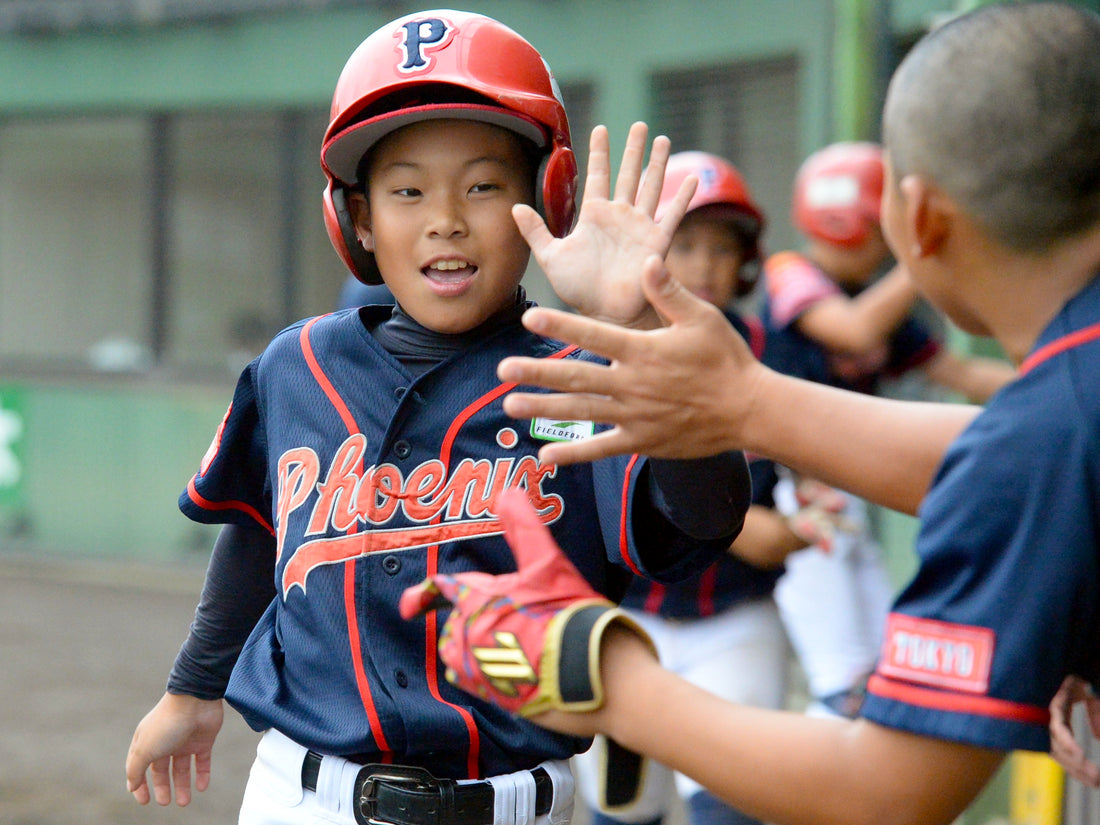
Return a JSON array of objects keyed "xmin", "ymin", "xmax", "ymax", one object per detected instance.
[
  {"xmin": 763, "ymin": 251, "xmax": 940, "ymax": 394},
  {"xmin": 620, "ymin": 311, "xmax": 831, "ymax": 619},
  {"xmin": 180, "ymin": 305, "xmax": 731, "ymax": 778},
  {"xmin": 861, "ymin": 273, "xmax": 1100, "ymax": 751}
]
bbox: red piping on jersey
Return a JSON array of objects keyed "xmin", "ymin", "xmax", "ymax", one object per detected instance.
[
  {"xmin": 743, "ymin": 315, "xmax": 766, "ymax": 360},
  {"xmin": 618, "ymin": 455, "xmax": 644, "ymax": 576},
  {"xmin": 185, "ymin": 478, "xmax": 275, "ymax": 535},
  {"xmin": 866, "ymin": 674, "xmax": 1050, "ymax": 726},
  {"xmin": 643, "ymin": 581, "xmax": 665, "ymax": 614},
  {"xmin": 301, "ymin": 315, "xmax": 393, "ymax": 757},
  {"xmin": 1018, "ymin": 321, "xmax": 1100, "ymax": 376},
  {"xmin": 301, "ymin": 316, "xmax": 359, "ymax": 433},
  {"xmin": 432, "ymin": 342, "xmax": 581, "ymax": 779},
  {"xmin": 697, "ymin": 564, "xmax": 717, "ymax": 617}
]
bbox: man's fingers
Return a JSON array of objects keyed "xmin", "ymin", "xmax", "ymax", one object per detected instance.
[
  {"xmin": 500, "ymin": 349, "xmax": 618, "ymax": 396},
  {"xmin": 639, "ymin": 254, "xmax": 709, "ymax": 325},
  {"xmin": 514, "ymin": 307, "xmax": 638, "ymax": 365},
  {"xmin": 535, "ymin": 429, "xmax": 638, "ymax": 467},
  {"xmin": 502, "ymin": 389, "xmax": 613, "ymax": 424}
]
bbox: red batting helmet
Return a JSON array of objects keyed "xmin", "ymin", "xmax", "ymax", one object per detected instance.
[
  {"xmin": 791, "ymin": 142, "xmax": 884, "ymax": 248},
  {"xmin": 657, "ymin": 151, "xmax": 766, "ymax": 293},
  {"xmin": 321, "ymin": 9, "xmax": 578, "ymax": 284}
]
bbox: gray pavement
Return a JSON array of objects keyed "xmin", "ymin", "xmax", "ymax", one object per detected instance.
[
  {"xmin": 0, "ymin": 552, "xmax": 619, "ymax": 825},
  {"xmin": 0, "ymin": 553, "xmax": 259, "ymax": 825}
]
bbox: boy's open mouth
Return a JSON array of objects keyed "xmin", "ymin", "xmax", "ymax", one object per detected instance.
[{"xmin": 424, "ymin": 259, "xmax": 477, "ymax": 293}]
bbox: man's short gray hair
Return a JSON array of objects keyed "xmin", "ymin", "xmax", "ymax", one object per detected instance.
[{"xmin": 883, "ymin": 2, "xmax": 1100, "ymax": 253}]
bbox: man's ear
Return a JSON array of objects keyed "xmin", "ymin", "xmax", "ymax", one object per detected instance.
[
  {"xmin": 899, "ymin": 174, "xmax": 952, "ymax": 258},
  {"xmin": 347, "ymin": 191, "xmax": 374, "ymax": 252}
]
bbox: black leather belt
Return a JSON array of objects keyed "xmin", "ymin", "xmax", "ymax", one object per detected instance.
[{"xmin": 301, "ymin": 752, "xmax": 553, "ymax": 825}]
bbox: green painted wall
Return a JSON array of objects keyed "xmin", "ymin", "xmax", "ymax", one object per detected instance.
[
  {"xmin": 7, "ymin": 380, "xmax": 226, "ymax": 558},
  {"xmin": 0, "ymin": 0, "xmax": 868, "ymax": 560},
  {"xmin": 0, "ymin": 1, "xmax": 842, "ymax": 154},
  {"xmin": 0, "ymin": 0, "xmax": 970, "ymax": 567}
]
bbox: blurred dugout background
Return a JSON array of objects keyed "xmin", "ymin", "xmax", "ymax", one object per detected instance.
[{"xmin": 1, "ymin": 2, "xmax": 1099, "ymax": 824}]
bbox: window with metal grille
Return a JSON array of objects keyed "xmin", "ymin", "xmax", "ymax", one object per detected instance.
[{"xmin": 651, "ymin": 57, "xmax": 801, "ymax": 268}]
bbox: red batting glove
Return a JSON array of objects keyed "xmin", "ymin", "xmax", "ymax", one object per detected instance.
[{"xmin": 399, "ymin": 487, "xmax": 655, "ymax": 718}]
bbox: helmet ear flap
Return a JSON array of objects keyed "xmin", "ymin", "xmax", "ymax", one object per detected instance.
[
  {"xmin": 535, "ymin": 145, "xmax": 578, "ymax": 239},
  {"xmin": 323, "ymin": 183, "xmax": 383, "ymax": 285},
  {"xmin": 736, "ymin": 259, "xmax": 762, "ymax": 298}
]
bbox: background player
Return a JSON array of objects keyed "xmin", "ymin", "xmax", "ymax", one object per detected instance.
[
  {"xmin": 763, "ymin": 140, "xmax": 1015, "ymax": 720},
  {"xmin": 447, "ymin": 3, "xmax": 1100, "ymax": 824},
  {"xmin": 124, "ymin": 11, "xmax": 750, "ymax": 824},
  {"xmin": 573, "ymin": 151, "xmax": 845, "ymax": 825}
]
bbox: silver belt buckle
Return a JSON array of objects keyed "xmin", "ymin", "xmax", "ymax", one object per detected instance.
[{"xmin": 353, "ymin": 764, "xmax": 438, "ymax": 825}]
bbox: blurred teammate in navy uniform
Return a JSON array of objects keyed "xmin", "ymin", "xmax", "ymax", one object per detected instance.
[{"xmin": 573, "ymin": 151, "xmax": 843, "ymax": 825}]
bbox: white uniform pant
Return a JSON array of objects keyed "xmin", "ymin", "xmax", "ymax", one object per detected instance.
[
  {"xmin": 240, "ymin": 728, "xmax": 576, "ymax": 825},
  {"xmin": 573, "ymin": 597, "xmax": 788, "ymax": 821},
  {"xmin": 773, "ymin": 492, "xmax": 895, "ymax": 711}
]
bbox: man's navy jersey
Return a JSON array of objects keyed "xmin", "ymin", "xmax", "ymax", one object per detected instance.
[
  {"xmin": 763, "ymin": 251, "xmax": 940, "ymax": 394},
  {"xmin": 180, "ymin": 308, "xmax": 728, "ymax": 779},
  {"xmin": 861, "ymin": 274, "xmax": 1100, "ymax": 751},
  {"xmin": 619, "ymin": 310, "xmax": 830, "ymax": 619}
]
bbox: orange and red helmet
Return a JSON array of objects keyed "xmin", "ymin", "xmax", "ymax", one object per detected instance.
[
  {"xmin": 791, "ymin": 141, "xmax": 884, "ymax": 248},
  {"xmin": 656, "ymin": 151, "xmax": 766, "ymax": 292},
  {"xmin": 321, "ymin": 9, "xmax": 578, "ymax": 284}
]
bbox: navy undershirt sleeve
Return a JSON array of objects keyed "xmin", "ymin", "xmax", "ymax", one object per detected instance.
[
  {"xmin": 646, "ymin": 452, "xmax": 751, "ymax": 541},
  {"xmin": 167, "ymin": 523, "xmax": 276, "ymax": 700}
]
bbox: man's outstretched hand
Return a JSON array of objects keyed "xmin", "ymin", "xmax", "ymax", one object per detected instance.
[{"xmin": 399, "ymin": 487, "xmax": 655, "ymax": 718}]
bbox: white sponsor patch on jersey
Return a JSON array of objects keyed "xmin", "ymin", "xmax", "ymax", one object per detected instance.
[{"xmin": 530, "ymin": 418, "xmax": 595, "ymax": 442}]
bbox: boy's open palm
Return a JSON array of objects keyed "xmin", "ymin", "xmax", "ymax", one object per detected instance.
[{"xmin": 513, "ymin": 122, "xmax": 696, "ymax": 329}]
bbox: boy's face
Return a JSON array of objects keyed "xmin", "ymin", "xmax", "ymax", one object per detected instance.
[
  {"xmin": 826, "ymin": 223, "xmax": 892, "ymax": 288},
  {"xmin": 665, "ymin": 207, "xmax": 747, "ymax": 309},
  {"xmin": 350, "ymin": 119, "xmax": 535, "ymax": 334}
]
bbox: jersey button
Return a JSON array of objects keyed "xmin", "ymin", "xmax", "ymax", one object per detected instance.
[
  {"xmin": 382, "ymin": 555, "xmax": 402, "ymax": 575},
  {"xmin": 394, "ymin": 387, "xmax": 407, "ymax": 400},
  {"xmin": 393, "ymin": 440, "xmax": 412, "ymax": 459},
  {"xmin": 395, "ymin": 669, "xmax": 409, "ymax": 688}
]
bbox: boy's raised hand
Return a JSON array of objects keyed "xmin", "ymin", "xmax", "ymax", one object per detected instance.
[{"xmin": 513, "ymin": 122, "xmax": 696, "ymax": 329}]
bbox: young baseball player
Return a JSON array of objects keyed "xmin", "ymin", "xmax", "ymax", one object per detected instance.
[
  {"xmin": 415, "ymin": 3, "xmax": 1100, "ymax": 824},
  {"xmin": 124, "ymin": 11, "xmax": 750, "ymax": 825},
  {"xmin": 763, "ymin": 140, "xmax": 1016, "ymax": 721},
  {"xmin": 573, "ymin": 151, "xmax": 840, "ymax": 825}
]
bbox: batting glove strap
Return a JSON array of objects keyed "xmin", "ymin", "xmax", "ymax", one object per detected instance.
[{"xmin": 519, "ymin": 600, "xmax": 656, "ymax": 718}]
